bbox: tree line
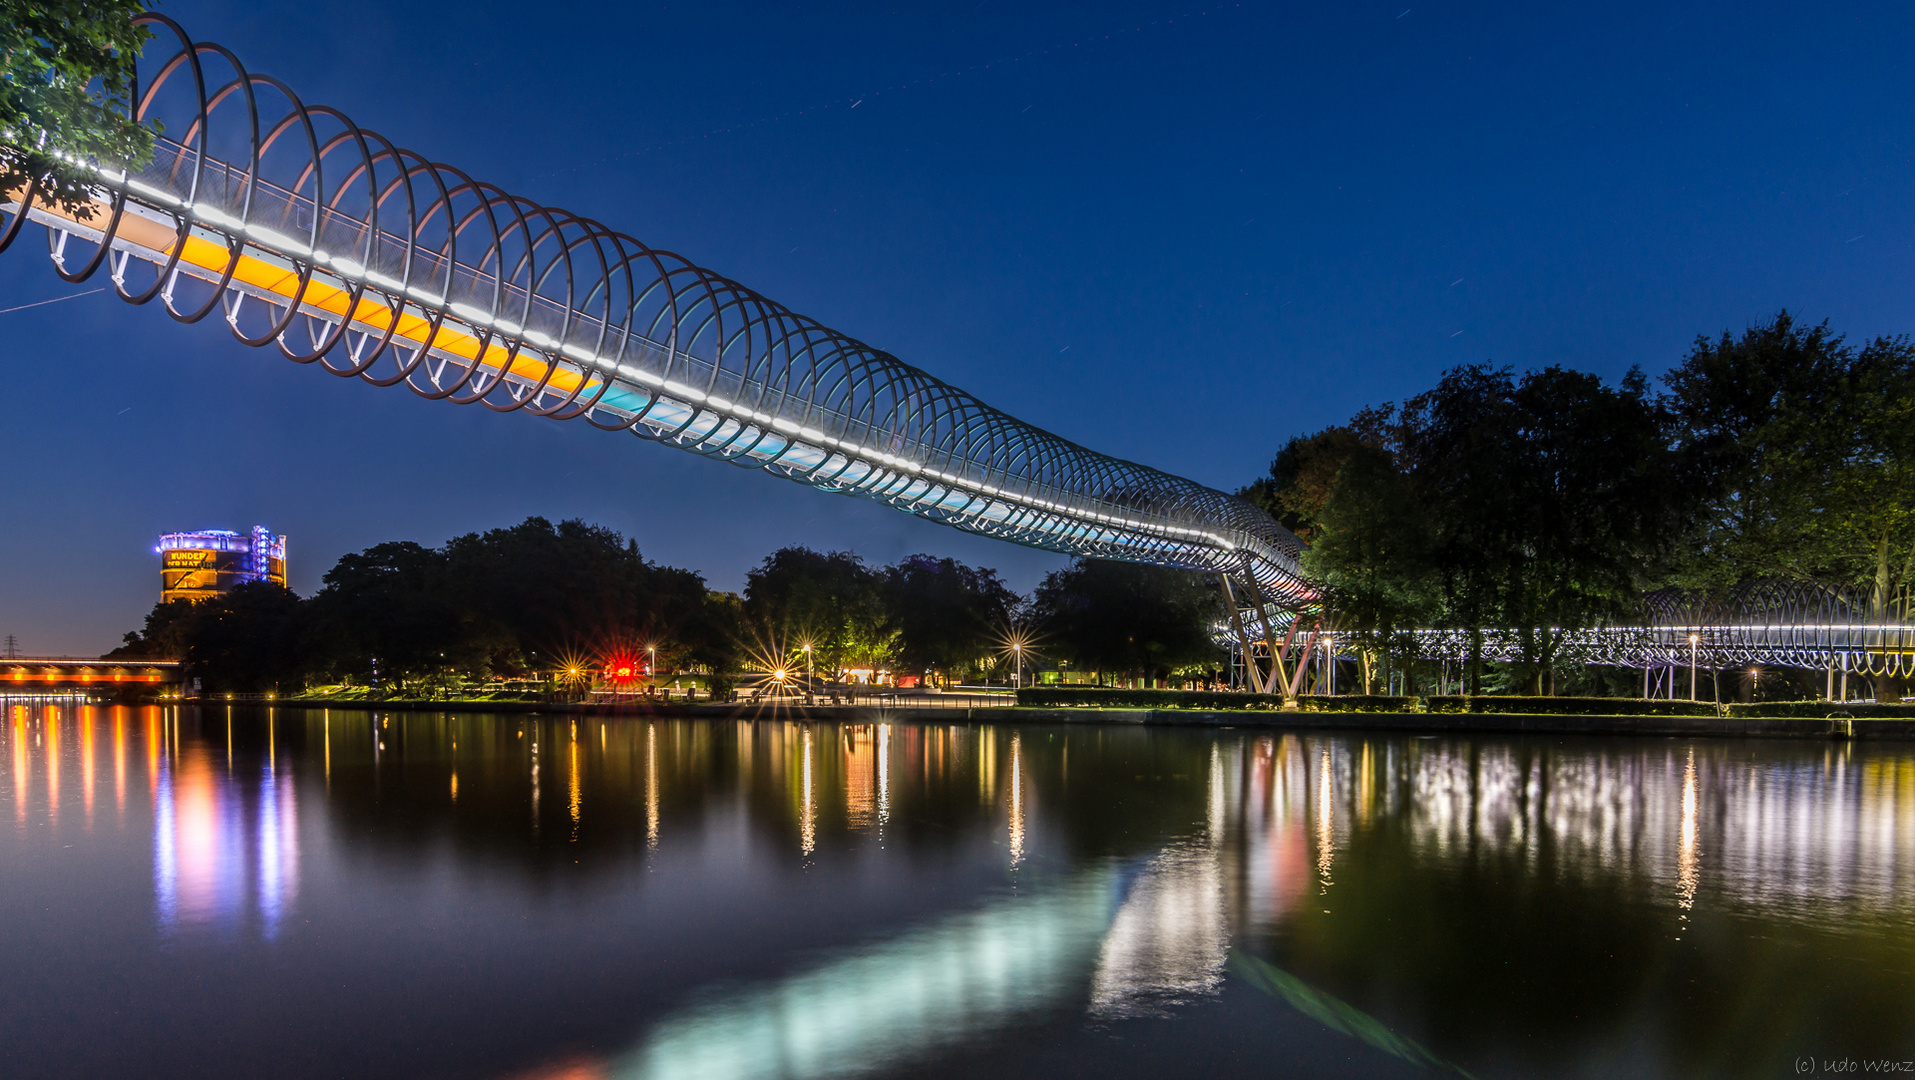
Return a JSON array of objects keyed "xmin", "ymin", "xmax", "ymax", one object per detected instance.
[
  {"xmin": 109, "ymin": 517, "xmax": 1229, "ymax": 694},
  {"xmin": 1243, "ymin": 311, "xmax": 1915, "ymax": 698}
]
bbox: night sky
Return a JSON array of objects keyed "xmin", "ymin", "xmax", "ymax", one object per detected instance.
[{"xmin": 3, "ymin": 0, "xmax": 1912, "ymax": 654}]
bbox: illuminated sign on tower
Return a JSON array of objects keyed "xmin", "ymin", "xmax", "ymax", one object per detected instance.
[{"xmin": 158, "ymin": 526, "xmax": 288, "ymax": 603}]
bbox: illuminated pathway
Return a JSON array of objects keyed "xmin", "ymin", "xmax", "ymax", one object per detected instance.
[{"xmin": 0, "ymin": 14, "xmax": 1308, "ymax": 604}]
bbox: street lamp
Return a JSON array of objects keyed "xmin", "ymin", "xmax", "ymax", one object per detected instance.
[
  {"xmin": 802, "ymin": 642, "xmax": 813, "ymax": 702},
  {"xmin": 1689, "ymin": 633, "xmax": 1699, "ymax": 701},
  {"xmin": 646, "ymin": 645, "xmax": 655, "ymax": 676},
  {"xmin": 1013, "ymin": 643, "xmax": 1023, "ymax": 689}
]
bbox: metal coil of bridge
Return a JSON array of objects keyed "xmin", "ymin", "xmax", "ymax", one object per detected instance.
[{"xmin": 0, "ymin": 13, "xmax": 1310, "ymax": 602}]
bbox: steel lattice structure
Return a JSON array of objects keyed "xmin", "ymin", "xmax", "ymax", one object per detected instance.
[
  {"xmin": 0, "ymin": 14, "xmax": 1311, "ymax": 601},
  {"xmin": 1224, "ymin": 581, "xmax": 1915, "ymax": 685},
  {"xmin": 1412, "ymin": 582, "xmax": 1915, "ymax": 676}
]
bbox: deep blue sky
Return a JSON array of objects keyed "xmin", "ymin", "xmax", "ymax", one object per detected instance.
[{"xmin": 4, "ymin": 0, "xmax": 1913, "ymax": 654}]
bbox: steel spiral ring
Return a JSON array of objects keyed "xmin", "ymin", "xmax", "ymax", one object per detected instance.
[{"xmin": 0, "ymin": 13, "xmax": 1312, "ymax": 601}]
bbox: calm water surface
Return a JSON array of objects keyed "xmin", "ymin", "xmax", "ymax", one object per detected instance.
[{"xmin": 3, "ymin": 704, "xmax": 1912, "ymax": 1079}]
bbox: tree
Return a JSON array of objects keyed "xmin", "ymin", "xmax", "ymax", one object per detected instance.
[
  {"xmin": 742, "ymin": 547, "xmax": 893, "ymax": 677},
  {"xmin": 1396, "ymin": 363, "xmax": 1685, "ymax": 693},
  {"xmin": 305, "ymin": 540, "xmax": 462, "ymax": 686},
  {"xmin": 1, "ymin": 0, "xmax": 158, "ymax": 218},
  {"xmin": 109, "ymin": 583, "xmax": 308, "ymax": 693},
  {"xmin": 1030, "ymin": 559, "xmax": 1222, "ymax": 684},
  {"xmin": 443, "ymin": 517, "xmax": 655, "ymax": 670},
  {"xmin": 1239, "ymin": 405, "xmax": 1396, "ymax": 543},
  {"xmin": 1661, "ymin": 312, "xmax": 1859, "ymax": 588},
  {"xmin": 885, "ymin": 555, "xmax": 1018, "ymax": 684},
  {"xmin": 179, "ymin": 582, "xmax": 306, "ymax": 694},
  {"xmin": 107, "ymin": 596, "xmax": 198, "ymax": 659},
  {"xmin": 1302, "ymin": 444, "xmax": 1435, "ymax": 693},
  {"xmin": 1665, "ymin": 312, "xmax": 1915, "ymax": 698}
]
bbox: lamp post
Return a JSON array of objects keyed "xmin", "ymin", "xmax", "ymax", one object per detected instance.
[
  {"xmin": 1689, "ymin": 633, "xmax": 1699, "ymax": 701},
  {"xmin": 1013, "ymin": 643, "xmax": 1023, "ymax": 690},
  {"xmin": 803, "ymin": 642, "xmax": 813, "ymax": 703}
]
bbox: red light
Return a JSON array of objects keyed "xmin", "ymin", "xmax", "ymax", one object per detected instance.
[{"xmin": 602, "ymin": 652, "xmax": 646, "ymax": 687}]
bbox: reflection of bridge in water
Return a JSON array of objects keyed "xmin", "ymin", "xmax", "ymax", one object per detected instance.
[{"xmin": 7, "ymin": 705, "xmax": 1915, "ymax": 1077}]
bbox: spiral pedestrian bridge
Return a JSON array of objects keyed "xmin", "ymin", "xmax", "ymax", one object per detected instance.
[
  {"xmin": 8, "ymin": 16, "xmax": 1911, "ymax": 686},
  {"xmin": 0, "ymin": 14, "xmax": 1309, "ymax": 605}
]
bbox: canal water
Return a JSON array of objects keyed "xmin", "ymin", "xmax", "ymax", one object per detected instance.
[{"xmin": 2, "ymin": 705, "xmax": 1911, "ymax": 1079}]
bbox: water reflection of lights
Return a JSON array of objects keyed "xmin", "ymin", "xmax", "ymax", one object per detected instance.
[
  {"xmin": 570, "ymin": 734, "xmax": 583, "ymax": 841},
  {"xmin": 1089, "ymin": 842, "xmax": 1228, "ymax": 1018},
  {"xmin": 152, "ymin": 741, "xmax": 301, "ymax": 936},
  {"xmin": 877, "ymin": 724, "xmax": 891, "ymax": 834},
  {"xmin": 114, "ymin": 711, "xmax": 127, "ymax": 817},
  {"xmin": 81, "ymin": 710, "xmax": 94, "ymax": 823},
  {"xmin": 845, "ymin": 727, "xmax": 877, "ymax": 833},
  {"xmin": 257, "ymin": 759, "xmax": 299, "ymax": 939},
  {"xmin": 1008, "ymin": 732, "xmax": 1025, "ymax": 867},
  {"xmin": 45, "ymin": 706, "xmax": 59, "ymax": 822},
  {"xmin": 613, "ymin": 871, "xmax": 1120, "ymax": 1080},
  {"xmin": 1677, "ymin": 747, "xmax": 1700, "ymax": 916},
  {"xmin": 1260, "ymin": 735, "xmax": 1915, "ymax": 924},
  {"xmin": 974, "ymin": 727, "xmax": 993, "ymax": 805},
  {"xmin": 11, "ymin": 706, "xmax": 26, "ymax": 823},
  {"xmin": 800, "ymin": 726, "xmax": 816, "ymax": 857},
  {"xmin": 1315, "ymin": 750, "xmax": 1335, "ymax": 889},
  {"xmin": 646, "ymin": 723, "xmax": 659, "ymax": 849}
]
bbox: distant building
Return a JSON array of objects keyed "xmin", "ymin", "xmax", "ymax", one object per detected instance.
[{"xmin": 158, "ymin": 526, "xmax": 287, "ymax": 603}]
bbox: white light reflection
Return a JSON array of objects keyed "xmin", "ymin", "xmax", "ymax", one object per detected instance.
[
  {"xmin": 1008, "ymin": 731, "xmax": 1024, "ymax": 867},
  {"xmin": 646, "ymin": 723, "xmax": 659, "ymax": 850},
  {"xmin": 800, "ymin": 726, "xmax": 816, "ymax": 857},
  {"xmin": 1316, "ymin": 750, "xmax": 1335, "ymax": 889},
  {"xmin": 1088, "ymin": 841, "xmax": 1228, "ymax": 1018},
  {"xmin": 877, "ymin": 724, "xmax": 891, "ymax": 835},
  {"xmin": 612, "ymin": 870, "xmax": 1119, "ymax": 1080},
  {"xmin": 1677, "ymin": 747, "xmax": 1700, "ymax": 916}
]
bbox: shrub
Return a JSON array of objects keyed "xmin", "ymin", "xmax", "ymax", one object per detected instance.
[
  {"xmin": 1016, "ymin": 687, "xmax": 1287, "ymax": 709},
  {"xmin": 1726, "ymin": 701, "xmax": 1915, "ymax": 720},
  {"xmin": 1425, "ymin": 695, "xmax": 1720, "ymax": 717},
  {"xmin": 1013, "ymin": 688, "xmax": 1418, "ymax": 712},
  {"xmin": 1294, "ymin": 695, "xmax": 1418, "ymax": 713}
]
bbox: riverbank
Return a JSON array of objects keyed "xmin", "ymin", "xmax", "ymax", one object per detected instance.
[{"xmin": 256, "ymin": 698, "xmax": 1913, "ymax": 739}]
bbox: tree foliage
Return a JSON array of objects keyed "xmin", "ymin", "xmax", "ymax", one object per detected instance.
[
  {"xmin": 112, "ymin": 517, "xmax": 742, "ymax": 692},
  {"xmin": 743, "ymin": 547, "xmax": 894, "ymax": 676},
  {"xmin": 1, "ymin": 0, "xmax": 159, "ymax": 217},
  {"xmin": 1249, "ymin": 310, "xmax": 1915, "ymax": 696},
  {"xmin": 884, "ymin": 555, "xmax": 1018, "ymax": 682},
  {"xmin": 1029, "ymin": 559, "xmax": 1222, "ymax": 682}
]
